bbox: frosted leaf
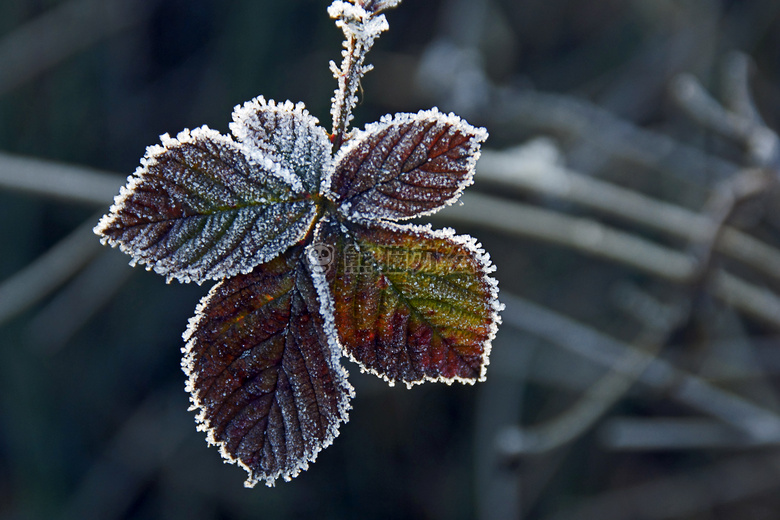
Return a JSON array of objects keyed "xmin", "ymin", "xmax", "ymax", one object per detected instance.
[
  {"xmin": 231, "ymin": 96, "xmax": 332, "ymax": 195},
  {"xmin": 182, "ymin": 245, "xmax": 354, "ymax": 487},
  {"xmin": 311, "ymin": 217, "xmax": 502, "ymax": 388},
  {"xmin": 94, "ymin": 127, "xmax": 317, "ymax": 284},
  {"xmin": 330, "ymin": 108, "xmax": 488, "ymax": 220}
]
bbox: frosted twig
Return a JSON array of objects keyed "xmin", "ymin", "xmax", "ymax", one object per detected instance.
[
  {"xmin": 475, "ymin": 146, "xmax": 780, "ymax": 285},
  {"xmin": 328, "ymin": 0, "xmax": 400, "ymax": 149},
  {"xmin": 0, "ymin": 151, "xmax": 124, "ymax": 206},
  {"xmin": 0, "ymin": 217, "xmax": 103, "ymax": 326},
  {"xmin": 0, "ymin": 0, "xmax": 149, "ymax": 96},
  {"xmin": 671, "ymin": 71, "xmax": 780, "ymax": 167},
  {"xmin": 501, "ymin": 293, "xmax": 780, "ymax": 443}
]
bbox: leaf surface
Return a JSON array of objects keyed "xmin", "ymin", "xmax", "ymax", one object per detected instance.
[
  {"xmin": 311, "ymin": 218, "xmax": 501, "ymax": 387},
  {"xmin": 330, "ymin": 109, "xmax": 487, "ymax": 220},
  {"xmin": 182, "ymin": 245, "xmax": 353, "ymax": 487},
  {"xmin": 94, "ymin": 127, "xmax": 317, "ymax": 283},
  {"xmin": 231, "ymin": 97, "xmax": 332, "ymax": 195}
]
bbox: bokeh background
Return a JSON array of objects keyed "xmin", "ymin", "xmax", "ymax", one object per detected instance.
[{"xmin": 2, "ymin": 0, "xmax": 780, "ymax": 519}]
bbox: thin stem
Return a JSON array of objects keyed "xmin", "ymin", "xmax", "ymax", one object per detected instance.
[
  {"xmin": 328, "ymin": 1, "xmax": 399, "ymax": 149},
  {"xmin": 0, "ymin": 151, "xmax": 123, "ymax": 206}
]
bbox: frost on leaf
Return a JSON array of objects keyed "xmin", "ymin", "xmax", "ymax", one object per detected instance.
[
  {"xmin": 330, "ymin": 109, "xmax": 488, "ymax": 220},
  {"xmin": 182, "ymin": 245, "xmax": 353, "ymax": 487},
  {"xmin": 94, "ymin": 127, "xmax": 317, "ymax": 284},
  {"xmin": 230, "ymin": 97, "xmax": 332, "ymax": 195},
  {"xmin": 311, "ymin": 217, "xmax": 501, "ymax": 388},
  {"xmin": 328, "ymin": 1, "xmax": 390, "ymax": 145}
]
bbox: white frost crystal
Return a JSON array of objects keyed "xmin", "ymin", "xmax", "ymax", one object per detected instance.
[{"xmin": 96, "ymin": 0, "xmax": 503, "ymax": 489}]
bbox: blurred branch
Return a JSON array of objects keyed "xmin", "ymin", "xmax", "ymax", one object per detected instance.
[
  {"xmin": 547, "ymin": 452, "xmax": 780, "ymax": 520},
  {"xmin": 436, "ymin": 193, "xmax": 780, "ymax": 328},
  {"xmin": 476, "ymin": 143, "xmax": 780, "ymax": 284},
  {"xmin": 492, "ymin": 87, "xmax": 742, "ymax": 183},
  {"xmin": 671, "ymin": 68, "xmax": 779, "ymax": 167},
  {"xmin": 56, "ymin": 387, "xmax": 188, "ymax": 520},
  {"xmin": 27, "ymin": 249, "xmax": 133, "ymax": 354},
  {"xmin": 0, "ymin": 0, "xmax": 150, "ymax": 96},
  {"xmin": 0, "ymin": 151, "xmax": 123, "ymax": 206},
  {"xmin": 721, "ymin": 51, "xmax": 763, "ymax": 125},
  {"xmin": 438, "ymin": 192, "xmax": 696, "ymax": 281},
  {"xmin": 599, "ymin": 417, "xmax": 759, "ymax": 450},
  {"xmin": 501, "ymin": 292, "xmax": 780, "ymax": 443},
  {"xmin": 0, "ymin": 217, "xmax": 102, "ymax": 326}
]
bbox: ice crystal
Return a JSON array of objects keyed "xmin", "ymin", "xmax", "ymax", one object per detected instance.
[{"xmin": 95, "ymin": 0, "xmax": 501, "ymax": 487}]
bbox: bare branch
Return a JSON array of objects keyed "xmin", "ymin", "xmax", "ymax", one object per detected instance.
[
  {"xmin": 0, "ymin": 151, "xmax": 124, "ymax": 206},
  {"xmin": 0, "ymin": 217, "xmax": 103, "ymax": 326},
  {"xmin": 437, "ymin": 191, "xmax": 696, "ymax": 281},
  {"xmin": 0, "ymin": 0, "xmax": 150, "ymax": 96},
  {"xmin": 500, "ymin": 292, "xmax": 780, "ymax": 442},
  {"xmin": 547, "ymin": 452, "xmax": 780, "ymax": 520},
  {"xmin": 671, "ymin": 71, "xmax": 780, "ymax": 167},
  {"xmin": 475, "ymin": 145, "xmax": 780, "ymax": 284},
  {"xmin": 599, "ymin": 417, "xmax": 764, "ymax": 450}
]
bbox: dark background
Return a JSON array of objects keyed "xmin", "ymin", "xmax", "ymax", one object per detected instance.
[{"xmin": 2, "ymin": 0, "xmax": 780, "ymax": 519}]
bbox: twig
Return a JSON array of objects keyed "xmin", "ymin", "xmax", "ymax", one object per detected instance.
[
  {"xmin": 599, "ymin": 417, "xmax": 765, "ymax": 450},
  {"xmin": 438, "ymin": 192, "xmax": 696, "ymax": 281},
  {"xmin": 27, "ymin": 250, "xmax": 134, "ymax": 354},
  {"xmin": 546, "ymin": 452, "xmax": 780, "ymax": 520},
  {"xmin": 671, "ymin": 71, "xmax": 780, "ymax": 167},
  {"xmin": 0, "ymin": 217, "xmax": 103, "ymax": 326},
  {"xmin": 500, "ymin": 292, "xmax": 780, "ymax": 442},
  {"xmin": 0, "ymin": 0, "xmax": 150, "ymax": 96},
  {"xmin": 475, "ymin": 145, "xmax": 780, "ymax": 284},
  {"xmin": 434, "ymin": 192, "xmax": 780, "ymax": 328},
  {"xmin": 0, "ymin": 151, "xmax": 124, "ymax": 206},
  {"xmin": 491, "ymin": 87, "xmax": 741, "ymax": 183}
]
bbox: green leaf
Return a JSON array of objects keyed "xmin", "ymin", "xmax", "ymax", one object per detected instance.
[
  {"xmin": 330, "ymin": 108, "xmax": 488, "ymax": 221},
  {"xmin": 311, "ymin": 217, "xmax": 501, "ymax": 387},
  {"xmin": 182, "ymin": 245, "xmax": 353, "ymax": 487},
  {"xmin": 94, "ymin": 127, "xmax": 317, "ymax": 284}
]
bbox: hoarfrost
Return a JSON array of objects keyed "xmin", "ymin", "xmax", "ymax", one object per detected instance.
[
  {"xmin": 94, "ymin": 125, "xmax": 318, "ymax": 284},
  {"xmin": 328, "ymin": 1, "xmax": 390, "ymax": 141},
  {"xmin": 329, "ymin": 108, "xmax": 488, "ymax": 220},
  {"xmin": 181, "ymin": 247, "xmax": 354, "ymax": 487},
  {"xmin": 231, "ymin": 96, "xmax": 333, "ymax": 194},
  {"xmin": 311, "ymin": 217, "xmax": 502, "ymax": 388}
]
